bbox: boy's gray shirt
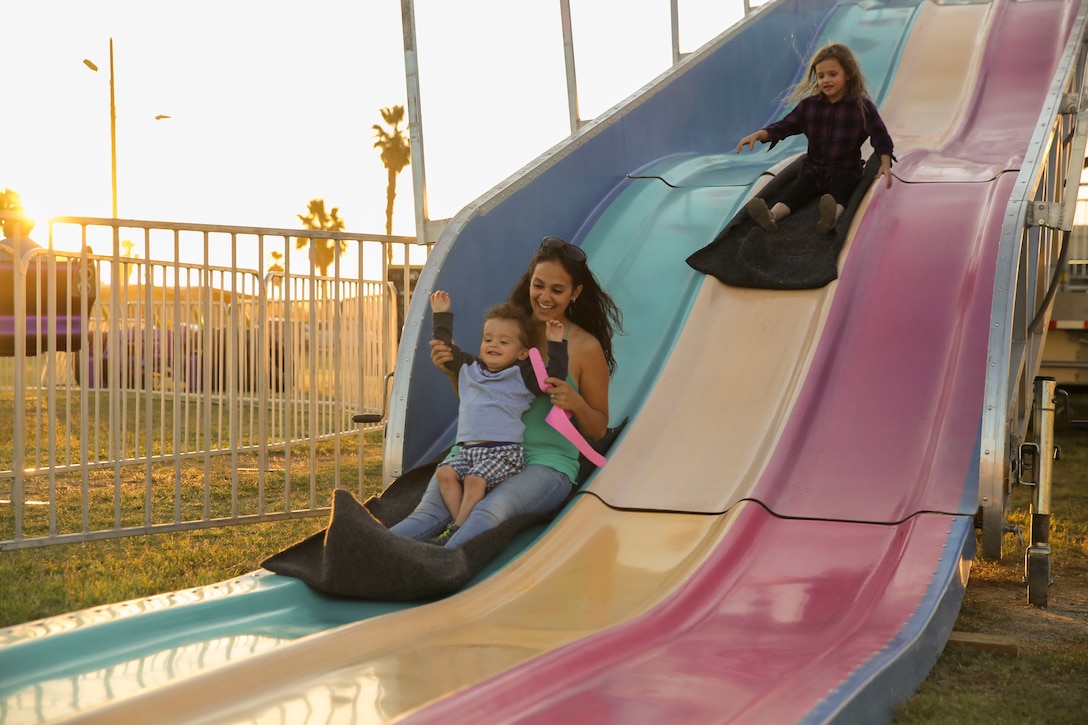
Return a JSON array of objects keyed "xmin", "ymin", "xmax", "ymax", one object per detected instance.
[{"xmin": 432, "ymin": 311, "xmax": 568, "ymax": 444}]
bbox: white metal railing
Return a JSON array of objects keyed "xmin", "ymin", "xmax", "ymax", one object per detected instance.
[
  {"xmin": 1065, "ymin": 224, "xmax": 1088, "ymax": 286},
  {"xmin": 979, "ymin": 5, "xmax": 1088, "ymax": 559},
  {"xmin": 1, "ymin": 215, "xmax": 429, "ymax": 550}
]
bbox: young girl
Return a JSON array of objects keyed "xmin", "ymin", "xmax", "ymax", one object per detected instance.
[{"xmin": 736, "ymin": 43, "xmax": 895, "ymax": 235}]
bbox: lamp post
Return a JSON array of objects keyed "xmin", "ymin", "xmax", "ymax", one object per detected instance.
[{"xmin": 83, "ymin": 37, "xmax": 118, "ymax": 219}]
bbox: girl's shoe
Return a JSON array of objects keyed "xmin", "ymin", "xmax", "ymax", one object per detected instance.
[
  {"xmin": 746, "ymin": 197, "xmax": 778, "ymax": 232},
  {"xmin": 817, "ymin": 194, "xmax": 837, "ymax": 235}
]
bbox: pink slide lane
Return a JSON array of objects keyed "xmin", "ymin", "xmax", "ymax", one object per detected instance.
[
  {"xmin": 754, "ymin": 0, "xmax": 1075, "ymax": 522},
  {"xmin": 403, "ymin": 506, "xmax": 964, "ymax": 724}
]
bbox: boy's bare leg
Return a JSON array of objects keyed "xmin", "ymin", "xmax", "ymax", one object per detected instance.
[
  {"xmin": 454, "ymin": 475, "xmax": 488, "ymax": 527},
  {"xmin": 435, "ymin": 465, "xmax": 463, "ymax": 518}
]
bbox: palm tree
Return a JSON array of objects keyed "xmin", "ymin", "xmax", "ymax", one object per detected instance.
[
  {"xmin": 268, "ymin": 249, "xmax": 285, "ymax": 298},
  {"xmin": 295, "ymin": 199, "xmax": 347, "ymax": 278},
  {"xmin": 120, "ymin": 238, "xmax": 141, "ymax": 284},
  {"xmin": 372, "ymin": 105, "xmax": 411, "ymax": 250}
]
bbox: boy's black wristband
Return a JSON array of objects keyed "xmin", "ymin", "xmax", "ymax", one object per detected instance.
[{"xmin": 432, "ymin": 311, "xmax": 454, "ymax": 344}]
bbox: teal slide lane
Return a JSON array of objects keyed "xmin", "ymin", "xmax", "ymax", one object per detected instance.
[{"xmin": 0, "ymin": 2, "xmax": 923, "ymax": 719}]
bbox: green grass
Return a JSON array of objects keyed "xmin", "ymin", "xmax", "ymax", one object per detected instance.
[
  {"xmin": 2, "ymin": 437, "xmax": 381, "ymax": 540},
  {"xmin": 2, "ymin": 428, "xmax": 384, "ymax": 540},
  {"xmin": 1, "ymin": 386, "xmax": 384, "ymax": 543},
  {"xmin": 0, "ymin": 429, "xmax": 385, "ymax": 627},
  {"xmin": 0, "ymin": 518, "xmax": 324, "ymax": 627},
  {"xmin": 0, "ymin": 387, "xmax": 364, "ymax": 472}
]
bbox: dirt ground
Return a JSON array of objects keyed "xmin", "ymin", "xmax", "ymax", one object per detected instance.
[
  {"xmin": 902, "ymin": 502, "xmax": 1088, "ymax": 724},
  {"xmin": 957, "ymin": 415, "xmax": 1088, "ymax": 657},
  {"xmin": 961, "ymin": 555, "xmax": 1088, "ymax": 652},
  {"xmin": 896, "ymin": 527, "xmax": 1088, "ymax": 724}
]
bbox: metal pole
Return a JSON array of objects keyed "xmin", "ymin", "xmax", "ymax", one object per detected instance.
[
  {"xmin": 400, "ymin": 0, "xmax": 429, "ymax": 248},
  {"xmin": 109, "ymin": 37, "xmax": 118, "ymax": 219},
  {"xmin": 670, "ymin": 0, "xmax": 681, "ymax": 65},
  {"xmin": 83, "ymin": 40, "xmax": 118, "ymax": 218},
  {"xmin": 11, "ymin": 229, "xmax": 27, "ymax": 542},
  {"xmin": 1026, "ymin": 376, "xmax": 1056, "ymax": 607},
  {"xmin": 559, "ymin": 0, "xmax": 581, "ymax": 133}
]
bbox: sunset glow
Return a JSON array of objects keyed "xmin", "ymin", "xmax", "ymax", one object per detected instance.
[{"xmin": 5, "ymin": 2, "xmax": 746, "ymax": 251}]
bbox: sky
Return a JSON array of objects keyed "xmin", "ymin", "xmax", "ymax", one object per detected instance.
[{"xmin": 3, "ymin": 1, "xmax": 751, "ymax": 259}]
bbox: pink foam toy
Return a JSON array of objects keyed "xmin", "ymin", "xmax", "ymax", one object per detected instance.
[{"xmin": 528, "ymin": 347, "xmax": 606, "ymax": 468}]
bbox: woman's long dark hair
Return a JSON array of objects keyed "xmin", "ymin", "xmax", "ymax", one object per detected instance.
[{"xmin": 507, "ymin": 241, "xmax": 624, "ymax": 374}]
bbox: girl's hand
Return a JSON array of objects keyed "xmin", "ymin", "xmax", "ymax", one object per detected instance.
[
  {"xmin": 878, "ymin": 155, "xmax": 894, "ymax": 189},
  {"xmin": 736, "ymin": 130, "xmax": 767, "ymax": 153},
  {"xmin": 878, "ymin": 165, "xmax": 893, "ymax": 188}
]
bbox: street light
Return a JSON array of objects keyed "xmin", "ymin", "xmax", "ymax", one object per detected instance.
[{"xmin": 83, "ymin": 37, "xmax": 118, "ymax": 219}]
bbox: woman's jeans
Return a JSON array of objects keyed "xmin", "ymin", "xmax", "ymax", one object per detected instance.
[{"xmin": 388, "ymin": 464, "xmax": 572, "ymax": 547}]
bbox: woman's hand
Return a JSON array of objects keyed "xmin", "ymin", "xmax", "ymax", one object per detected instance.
[
  {"xmin": 430, "ymin": 338, "xmax": 454, "ymax": 369},
  {"xmin": 430, "ymin": 338, "xmax": 459, "ymax": 393},
  {"xmin": 555, "ymin": 329, "xmax": 611, "ymax": 441},
  {"xmin": 545, "ymin": 377, "xmax": 579, "ymax": 412},
  {"xmin": 546, "ymin": 374, "xmax": 608, "ymax": 442}
]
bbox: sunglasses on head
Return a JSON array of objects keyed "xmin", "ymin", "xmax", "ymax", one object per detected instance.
[{"xmin": 540, "ymin": 236, "xmax": 587, "ymax": 263}]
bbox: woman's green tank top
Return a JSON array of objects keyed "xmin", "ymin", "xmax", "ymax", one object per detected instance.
[{"xmin": 522, "ymin": 377, "xmax": 580, "ymax": 482}]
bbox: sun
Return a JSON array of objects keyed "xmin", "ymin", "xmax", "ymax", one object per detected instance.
[{"xmin": 4, "ymin": 199, "xmax": 88, "ymax": 255}]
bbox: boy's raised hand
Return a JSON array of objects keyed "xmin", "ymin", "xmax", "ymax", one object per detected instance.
[
  {"xmin": 430, "ymin": 290, "xmax": 450, "ymax": 313},
  {"xmin": 545, "ymin": 319, "xmax": 565, "ymax": 343}
]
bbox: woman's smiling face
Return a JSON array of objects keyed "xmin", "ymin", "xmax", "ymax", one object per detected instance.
[{"xmin": 529, "ymin": 260, "xmax": 581, "ymax": 324}]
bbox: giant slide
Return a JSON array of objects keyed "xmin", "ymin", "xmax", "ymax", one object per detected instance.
[{"xmin": 0, "ymin": 1, "xmax": 1081, "ymax": 723}]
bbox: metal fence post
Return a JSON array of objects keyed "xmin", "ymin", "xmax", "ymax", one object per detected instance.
[{"xmin": 1026, "ymin": 375, "xmax": 1057, "ymax": 607}]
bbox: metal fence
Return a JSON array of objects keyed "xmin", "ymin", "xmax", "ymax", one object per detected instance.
[
  {"xmin": 1, "ymin": 215, "xmax": 428, "ymax": 550},
  {"xmin": 1066, "ymin": 224, "xmax": 1088, "ymax": 287}
]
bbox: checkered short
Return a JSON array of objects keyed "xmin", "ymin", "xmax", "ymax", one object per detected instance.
[{"xmin": 444, "ymin": 442, "xmax": 525, "ymax": 491}]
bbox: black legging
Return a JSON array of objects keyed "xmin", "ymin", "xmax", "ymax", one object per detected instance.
[{"xmin": 776, "ymin": 169, "xmax": 860, "ymax": 212}]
